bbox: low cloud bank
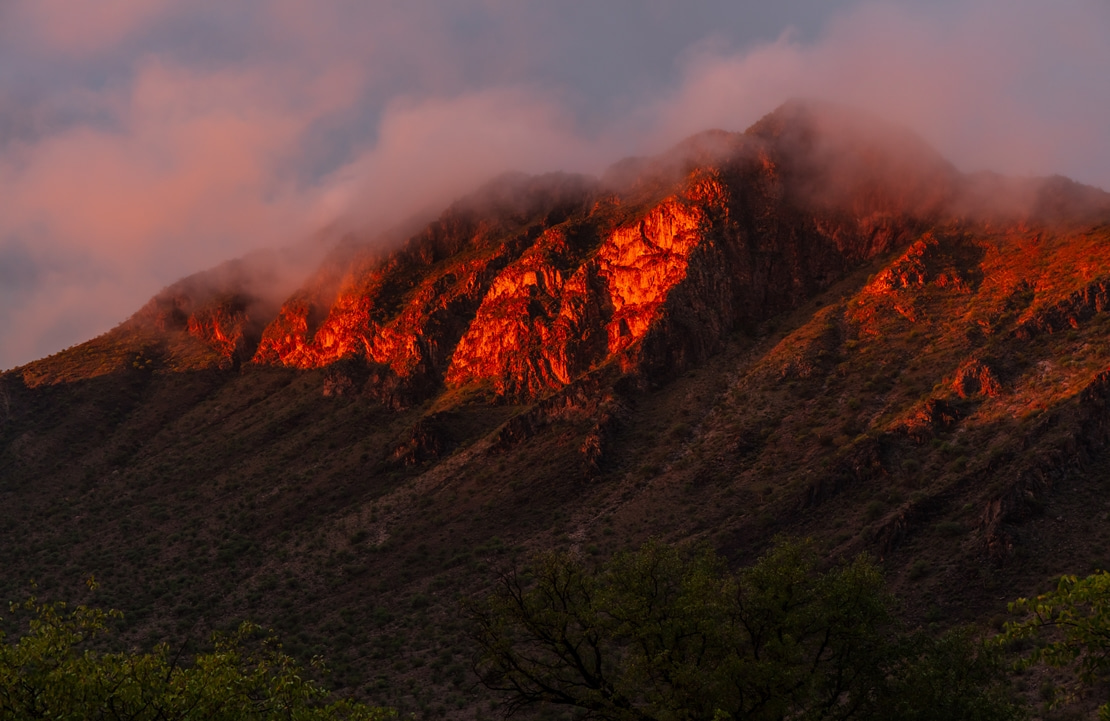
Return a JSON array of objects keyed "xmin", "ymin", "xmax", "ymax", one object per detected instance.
[{"xmin": 1, "ymin": 0, "xmax": 1107, "ymax": 369}]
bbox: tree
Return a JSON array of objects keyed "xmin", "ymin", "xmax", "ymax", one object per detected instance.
[
  {"xmin": 883, "ymin": 627, "xmax": 1025, "ymax": 721},
  {"xmin": 0, "ymin": 592, "xmax": 392, "ymax": 720},
  {"xmin": 470, "ymin": 539, "xmax": 1023, "ymax": 721},
  {"xmin": 1001, "ymin": 571, "xmax": 1110, "ymax": 718}
]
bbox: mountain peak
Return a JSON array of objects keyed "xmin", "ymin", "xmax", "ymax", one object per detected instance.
[
  {"xmin": 9, "ymin": 101, "xmax": 1109, "ymax": 398},
  {"xmin": 244, "ymin": 101, "xmax": 975, "ymax": 401},
  {"xmin": 4, "ymin": 103, "xmax": 1110, "ymax": 713}
]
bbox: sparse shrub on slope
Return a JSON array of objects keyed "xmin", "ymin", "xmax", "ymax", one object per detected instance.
[{"xmin": 0, "ymin": 589, "xmax": 392, "ymax": 721}]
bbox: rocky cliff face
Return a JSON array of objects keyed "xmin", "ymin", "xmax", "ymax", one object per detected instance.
[
  {"xmin": 5, "ymin": 100, "xmax": 1110, "ymax": 713},
  {"xmin": 238, "ymin": 101, "xmax": 984, "ymax": 402},
  {"xmin": 33, "ymin": 100, "xmax": 1098, "ymax": 401},
  {"xmin": 251, "ymin": 174, "xmax": 600, "ymax": 398}
]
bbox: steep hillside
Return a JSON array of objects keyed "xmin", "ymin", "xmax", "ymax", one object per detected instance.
[{"xmin": 2, "ymin": 100, "xmax": 1110, "ymax": 716}]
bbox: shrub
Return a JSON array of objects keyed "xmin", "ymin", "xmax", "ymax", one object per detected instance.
[{"xmin": 0, "ymin": 591, "xmax": 391, "ymax": 720}]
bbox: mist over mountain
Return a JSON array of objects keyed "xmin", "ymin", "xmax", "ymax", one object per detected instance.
[
  {"xmin": 3, "ymin": 0, "xmax": 1110, "ymax": 371},
  {"xmin": 3, "ymin": 100, "xmax": 1110, "ymax": 716}
]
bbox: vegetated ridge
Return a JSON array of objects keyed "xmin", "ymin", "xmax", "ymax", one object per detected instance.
[{"xmin": 2, "ymin": 99, "xmax": 1110, "ymax": 716}]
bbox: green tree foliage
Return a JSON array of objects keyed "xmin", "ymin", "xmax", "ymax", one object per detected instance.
[
  {"xmin": 470, "ymin": 539, "xmax": 1023, "ymax": 721},
  {"xmin": 1002, "ymin": 571, "xmax": 1110, "ymax": 718},
  {"xmin": 0, "ymin": 593, "xmax": 392, "ymax": 720},
  {"xmin": 882, "ymin": 627, "xmax": 1025, "ymax": 721}
]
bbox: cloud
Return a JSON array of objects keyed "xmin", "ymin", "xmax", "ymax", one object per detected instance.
[
  {"xmin": 321, "ymin": 88, "xmax": 610, "ymax": 232},
  {"xmin": 0, "ymin": 55, "xmax": 364, "ymax": 368},
  {"xmin": 2, "ymin": 0, "xmax": 1109, "ymax": 370},
  {"xmin": 652, "ymin": 1, "xmax": 1110, "ymax": 188},
  {"xmin": 9, "ymin": 0, "xmax": 172, "ymax": 55}
]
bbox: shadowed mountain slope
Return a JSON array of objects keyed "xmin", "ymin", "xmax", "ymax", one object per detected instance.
[{"xmin": 2, "ymin": 100, "xmax": 1110, "ymax": 716}]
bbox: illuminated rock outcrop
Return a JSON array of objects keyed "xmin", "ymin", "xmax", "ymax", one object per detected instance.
[
  {"xmin": 72, "ymin": 100, "xmax": 1105, "ymax": 405},
  {"xmin": 445, "ymin": 185, "xmax": 718, "ymax": 397},
  {"xmin": 248, "ymin": 101, "xmax": 969, "ymax": 400},
  {"xmin": 252, "ymin": 174, "xmax": 600, "ymax": 394}
]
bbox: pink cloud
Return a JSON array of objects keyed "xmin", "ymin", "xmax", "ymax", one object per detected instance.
[
  {"xmin": 0, "ymin": 54, "xmax": 368, "ymax": 368},
  {"xmin": 2, "ymin": 60, "xmax": 359, "ymax": 266},
  {"xmin": 12, "ymin": 0, "xmax": 171, "ymax": 54},
  {"xmin": 652, "ymin": 1, "xmax": 1110, "ymax": 189},
  {"xmin": 323, "ymin": 87, "xmax": 607, "ymax": 231},
  {"xmin": 3, "ymin": 0, "xmax": 1109, "ymax": 370}
]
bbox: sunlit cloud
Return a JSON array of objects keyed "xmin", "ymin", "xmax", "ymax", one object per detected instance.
[
  {"xmin": 652, "ymin": 1, "xmax": 1110, "ymax": 185},
  {"xmin": 2, "ymin": 0, "xmax": 1108, "ymax": 369},
  {"xmin": 10, "ymin": 0, "xmax": 172, "ymax": 55}
]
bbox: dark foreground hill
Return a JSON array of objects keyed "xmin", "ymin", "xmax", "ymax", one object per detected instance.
[{"xmin": 3, "ymin": 100, "xmax": 1110, "ymax": 715}]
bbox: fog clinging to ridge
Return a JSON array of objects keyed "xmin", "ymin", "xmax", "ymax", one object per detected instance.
[{"xmin": 1, "ymin": 0, "xmax": 1108, "ymax": 370}]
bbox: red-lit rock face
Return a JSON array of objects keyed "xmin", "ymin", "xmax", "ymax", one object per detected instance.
[
  {"xmin": 185, "ymin": 304, "xmax": 251, "ymax": 363},
  {"xmin": 51, "ymin": 100, "xmax": 1104, "ymax": 400},
  {"xmin": 445, "ymin": 184, "xmax": 719, "ymax": 398},
  {"xmin": 597, "ymin": 192, "xmax": 714, "ymax": 349},
  {"xmin": 243, "ymin": 102, "xmax": 1027, "ymax": 401},
  {"xmin": 249, "ymin": 132, "xmax": 917, "ymax": 401},
  {"xmin": 253, "ymin": 251, "xmax": 509, "ymax": 377},
  {"xmin": 444, "ymin": 227, "xmax": 596, "ymax": 397},
  {"xmin": 251, "ymin": 217, "xmax": 547, "ymax": 391}
]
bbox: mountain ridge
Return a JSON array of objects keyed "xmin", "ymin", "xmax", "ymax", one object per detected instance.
[
  {"xmin": 3, "ymin": 99, "xmax": 1110, "ymax": 715},
  {"xmin": 23, "ymin": 99, "xmax": 1106, "ymax": 397}
]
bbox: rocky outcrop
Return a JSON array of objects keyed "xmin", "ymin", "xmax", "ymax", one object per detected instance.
[
  {"xmin": 183, "ymin": 299, "xmax": 258, "ymax": 367},
  {"xmin": 953, "ymin": 358, "xmax": 1003, "ymax": 398},
  {"xmin": 1014, "ymin": 278, "xmax": 1110, "ymax": 339},
  {"xmin": 443, "ymin": 226, "xmax": 608, "ymax": 398},
  {"xmin": 865, "ymin": 233, "xmax": 983, "ymax": 296},
  {"xmin": 248, "ymin": 102, "xmax": 964, "ymax": 402},
  {"xmin": 126, "ymin": 286, "xmax": 270, "ymax": 370},
  {"xmin": 253, "ymin": 175, "xmax": 600, "ymax": 399},
  {"xmin": 253, "ymin": 233, "xmax": 527, "ymax": 376},
  {"xmin": 895, "ymin": 398, "xmax": 963, "ymax": 443},
  {"xmin": 445, "ymin": 181, "xmax": 720, "ymax": 397}
]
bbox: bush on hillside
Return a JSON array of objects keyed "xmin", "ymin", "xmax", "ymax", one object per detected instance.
[{"xmin": 0, "ymin": 589, "xmax": 391, "ymax": 720}]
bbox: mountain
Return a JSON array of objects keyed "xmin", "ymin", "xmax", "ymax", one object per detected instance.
[{"xmin": 3, "ymin": 99, "xmax": 1110, "ymax": 714}]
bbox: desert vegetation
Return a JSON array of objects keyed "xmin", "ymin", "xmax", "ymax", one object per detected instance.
[
  {"xmin": 3, "ymin": 102, "xmax": 1110, "ymax": 718},
  {"xmin": 0, "ymin": 584, "xmax": 391, "ymax": 720},
  {"xmin": 471, "ymin": 539, "xmax": 1023, "ymax": 721},
  {"xmin": 7, "ymin": 543, "xmax": 1110, "ymax": 719}
]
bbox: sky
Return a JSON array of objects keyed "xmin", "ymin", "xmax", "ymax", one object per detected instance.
[{"xmin": 1, "ymin": 0, "xmax": 1109, "ymax": 370}]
